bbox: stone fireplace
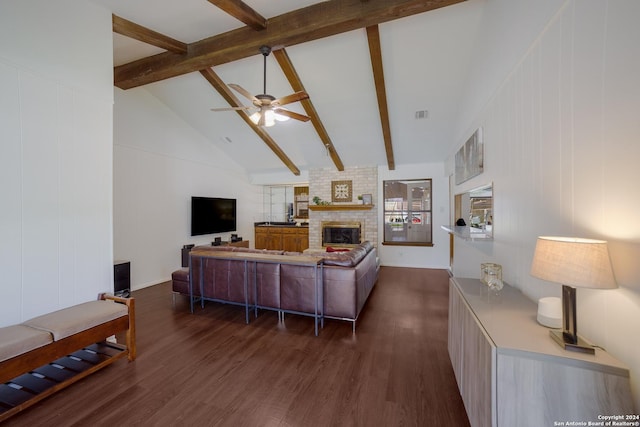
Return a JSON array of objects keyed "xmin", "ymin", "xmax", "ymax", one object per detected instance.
[
  {"xmin": 322, "ymin": 221, "xmax": 361, "ymax": 247},
  {"xmin": 308, "ymin": 166, "xmax": 378, "ymax": 249}
]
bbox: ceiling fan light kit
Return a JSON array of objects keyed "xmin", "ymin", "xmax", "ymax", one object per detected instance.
[{"xmin": 212, "ymin": 45, "xmax": 310, "ymax": 127}]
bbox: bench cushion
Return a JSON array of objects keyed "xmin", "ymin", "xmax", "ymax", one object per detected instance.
[
  {"xmin": 22, "ymin": 300, "xmax": 128, "ymax": 341},
  {"xmin": 0, "ymin": 325, "xmax": 53, "ymax": 363}
]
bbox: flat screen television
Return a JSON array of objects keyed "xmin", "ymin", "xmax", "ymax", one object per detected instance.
[{"xmin": 191, "ymin": 197, "xmax": 237, "ymax": 236}]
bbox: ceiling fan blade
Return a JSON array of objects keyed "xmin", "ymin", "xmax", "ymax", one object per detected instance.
[
  {"xmin": 274, "ymin": 108, "xmax": 310, "ymax": 122},
  {"xmin": 272, "ymin": 91, "xmax": 309, "ymax": 106},
  {"xmin": 210, "ymin": 106, "xmax": 253, "ymax": 112},
  {"xmin": 229, "ymin": 84, "xmax": 259, "ymax": 103}
]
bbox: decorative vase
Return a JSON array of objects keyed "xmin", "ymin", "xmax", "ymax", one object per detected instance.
[{"xmin": 481, "ymin": 263, "xmax": 503, "ymax": 291}]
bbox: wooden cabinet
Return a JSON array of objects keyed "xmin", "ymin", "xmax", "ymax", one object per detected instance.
[
  {"xmin": 281, "ymin": 227, "xmax": 309, "ymax": 252},
  {"xmin": 255, "ymin": 227, "xmax": 269, "ymax": 250},
  {"xmin": 255, "ymin": 226, "xmax": 308, "ymax": 252},
  {"xmin": 448, "ymin": 277, "xmax": 633, "ymax": 427},
  {"xmin": 255, "ymin": 227, "xmax": 282, "ymax": 250},
  {"xmin": 448, "ymin": 282, "xmax": 492, "ymax": 426}
]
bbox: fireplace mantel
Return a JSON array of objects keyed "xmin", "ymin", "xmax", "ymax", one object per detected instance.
[{"xmin": 309, "ymin": 204, "xmax": 374, "ymax": 211}]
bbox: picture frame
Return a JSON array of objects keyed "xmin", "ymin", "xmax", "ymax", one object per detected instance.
[
  {"xmin": 455, "ymin": 127, "xmax": 484, "ymax": 185},
  {"xmin": 331, "ymin": 180, "xmax": 353, "ymax": 202},
  {"xmin": 362, "ymin": 194, "xmax": 372, "ymax": 205}
]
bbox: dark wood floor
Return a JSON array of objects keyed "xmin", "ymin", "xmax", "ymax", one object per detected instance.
[{"xmin": 4, "ymin": 267, "xmax": 469, "ymax": 427}]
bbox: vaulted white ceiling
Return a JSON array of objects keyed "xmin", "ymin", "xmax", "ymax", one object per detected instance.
[{"xmin": 93, "ymin": 0, "xmax": 486, "ymax": 176}]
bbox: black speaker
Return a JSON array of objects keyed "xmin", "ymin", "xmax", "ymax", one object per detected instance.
[
  {"xmin": 114, "ymin": 261, "xmax": 130, "ymax": 297},
  {"xmin": 181, "ymin": 244, "xmax": 194, "ymax": 267}
]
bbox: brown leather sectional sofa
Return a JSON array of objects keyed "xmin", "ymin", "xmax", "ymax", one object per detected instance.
[{"xmin": 172, "ymin": 241, "xmax": 379, "ymax": 332}]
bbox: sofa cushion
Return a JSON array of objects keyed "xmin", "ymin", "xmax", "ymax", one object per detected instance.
[
  {"xmin": 0, "ymin": 325, "xmax": 53, "ymax": 363},
  {"xmin": 322, "ymin": 241, "xmax": 372, "ymax": 267},
  {"xmin": 23, "ymin": 300, "xmax": 128, "ymax": 341},
  {"xmin": 192, "ymin": 245, "xmax": 285, "ymax": 256},
  {"xmin": 321, "ymin": 252, "xmax": 354, "ymax": 267},
  {"xmin": 230, "ymin": 247, "xmax": 285, "ymax": 255},
  {"xmin": 172, "ymin": 267, "xmax": 189, "ymax": 281},
  {"xmin": 326, "ymin": 246, "xmax": 350, "ymax": 252},
  {"xmin": 172, "ymin": 267, "xmax": 202, "ymax": 296}
]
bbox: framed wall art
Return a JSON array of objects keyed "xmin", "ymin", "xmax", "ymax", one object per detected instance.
[
  {"xmin": 331, "ymin": 180, "xmax": 353, "ymax": 202},
  {"xmin": 455, "ymin": 127, "xmax": 484, "ymax": 185}
]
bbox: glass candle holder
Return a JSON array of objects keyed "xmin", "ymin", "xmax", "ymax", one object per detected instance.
[{"xmin": 481, "ymin": 263, "xmax": 503, "ymax": 290}]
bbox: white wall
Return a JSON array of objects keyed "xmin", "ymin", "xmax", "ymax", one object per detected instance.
[
  {"xmin": 378, "ymin": 162, "xmax": 450, "ymax": 269},
  {"xmin": 0, "ymin": 0, "xmax": 114, "ymax": 327},
  {"xmin": 451, "ymin": 0, "xmax": 640, "ymax": 410},
  {"xmin": 113, "ymin": 88, "xmax": 261, "ymax": 289}
]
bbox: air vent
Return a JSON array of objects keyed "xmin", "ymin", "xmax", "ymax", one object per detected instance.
[{"xmin": 414, "ymin": 110, "xmax": 429, "ymax": 120}]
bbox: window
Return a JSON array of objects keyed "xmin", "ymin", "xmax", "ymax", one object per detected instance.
[{"xmin": 382, "ymin": 179, "xmax": 432, "ymax": 246}]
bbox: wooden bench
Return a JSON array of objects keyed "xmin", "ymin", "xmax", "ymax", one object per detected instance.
[{"xmin": 0, "ymin": 294, "xmax": 135, "ymax": 421}]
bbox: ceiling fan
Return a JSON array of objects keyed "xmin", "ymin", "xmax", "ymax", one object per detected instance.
[{"xmin": 211, "ymin": 45, "xmax": 311, "ymax": 127}]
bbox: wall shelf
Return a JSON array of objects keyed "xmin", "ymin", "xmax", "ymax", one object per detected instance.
[
  {"xmin": 309, "ymin": 204, "xmax": 374, "ymax": 211},
  {"xmin": 441, "ymin": 225, "xmax": 493, "ymax": 241}
]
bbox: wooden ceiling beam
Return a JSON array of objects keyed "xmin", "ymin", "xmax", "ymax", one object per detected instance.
[
  {"xmin": 366, "ymin": 25, "xmax": 395, "ymax": 170},
  {"xmin": 272, "ymin": 48, "xmax": 344, "ymax": 172},
  {"xmin": 207, "ymin": 0, "xmax": 267, "ymax": 31},
  {"xmin": 112, "ymin": 14, "xmax": 187, "ymax": 54},
  {"xmin": 115, "ymin": 0, "xmax": 466, "ymax": 89},
  {"xmin": 199, "ymin": 68, "xmax": 301, "ymax": 176}
]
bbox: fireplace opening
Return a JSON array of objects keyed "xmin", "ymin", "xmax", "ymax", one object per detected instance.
[{"xmin": 322, "ymin": 221, "xmax": 361, "ymax": 247}]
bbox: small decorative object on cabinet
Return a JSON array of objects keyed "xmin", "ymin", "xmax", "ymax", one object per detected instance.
[
  {"xmin": 480, "ymin": 262, "xmax": 502, "ymax": 291},
  {"xmin": 361, "ymin": 193, "xmax": 372, "ymax": 205},
  {"xmin": 537, "ymin": 297, "xmax": 562, "ymax": 328}
]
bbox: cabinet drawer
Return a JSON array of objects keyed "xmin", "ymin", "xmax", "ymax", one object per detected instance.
[{"xmin": 280, "ymin": 228, "xmax": 298, "ymax": 234}]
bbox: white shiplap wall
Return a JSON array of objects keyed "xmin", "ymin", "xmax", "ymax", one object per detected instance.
[
  {"xmin": 0, "ymin": 0, "xmax": 114, "ymax": 326},
  {"xmin": 451, "ymin": 0, "xmax": 640, "ymax": 410}
]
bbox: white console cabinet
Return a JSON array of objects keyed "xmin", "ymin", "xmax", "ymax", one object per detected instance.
[{"xmin": 448, "ymin": 277, "xmax": 634, "ymax": 427}]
